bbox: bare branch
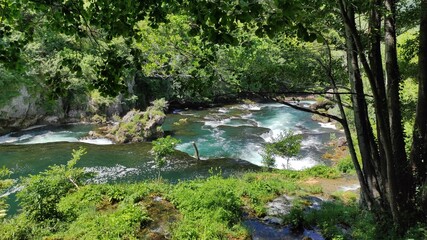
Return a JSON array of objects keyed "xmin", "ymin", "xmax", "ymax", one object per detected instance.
[{"xmin": 272, "ymin": 97, "xmax": 343, "ymax": 124}]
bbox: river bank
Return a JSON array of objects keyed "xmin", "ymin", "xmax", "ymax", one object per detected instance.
[{"xmin": 1, "ymin": 161, "xmax": 363, "ymax": 239}]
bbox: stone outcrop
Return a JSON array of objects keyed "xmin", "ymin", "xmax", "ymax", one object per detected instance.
[
  {"xmin": 91, "ymin": 99, "xmax": 168, "ymax": 143},
  {"xmin": 0, "ymin": 87, "xmax": 45, "ymax": 134},
  {"xmin": 310, "ymin": 98, "xmax": 336, "ymax": 123}
]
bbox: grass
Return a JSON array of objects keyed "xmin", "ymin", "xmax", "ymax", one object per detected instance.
[{"xmin": 1, "ymin": 165, "xmax": 424, "ymax": 240}]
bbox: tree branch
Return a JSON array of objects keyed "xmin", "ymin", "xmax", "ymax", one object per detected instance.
[{"xmin": 271, "ymin": 96, "xmax": 343, "ymax": 124}]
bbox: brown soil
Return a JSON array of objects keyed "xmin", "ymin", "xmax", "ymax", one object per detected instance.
[{"xmin": 301, "ymin": 174, "xmax": 360, "ymax": 198}]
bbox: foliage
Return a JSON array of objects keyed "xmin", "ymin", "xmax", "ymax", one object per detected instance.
[
  {"xmin": 170, "ymin": 176, "xmax": 245, "ymax": 239},
  {"xmin": 303, "ymin": 202, "xmax": 377, "ymax": 240},
  {"xmin": 56, "ymin": 201, "xmax": 150, "ymax": 239},
  {"xmin": 109, "ymin": 99, "xmax": 167, "ymax": 143},
  {"xmin": 261, "ymin": 150, "xmax": 277, "ymax": 169},
  {"xmin": 0, "ymin": 166, "xmax": 13, "ymax": 218},
  {"xmin": 262, "ymin": 131, "xmax": 303, "ymax": 169},
  {"xmin": 2, "ymin": 164, "xmax": 426, "ymax": 239},
  {"xmin": 151, "ymin": 136, "xmax": 180, "ymax": 178},
  {"xmin": 16, "ymin": 147, "xmax": 89, "ymax": 222},
  {"xmin": 336, "ymin": 156, "xmax": 355, "ymax": 174}
]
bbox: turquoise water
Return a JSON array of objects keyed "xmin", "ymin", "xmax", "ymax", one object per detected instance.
[
  {"xmin": 0, "ymin": 102, "xmax": 340, "ymax": 215},
  {"xmin": 164, "ymin": 102, "xmax": 340, "ymax": 170}
]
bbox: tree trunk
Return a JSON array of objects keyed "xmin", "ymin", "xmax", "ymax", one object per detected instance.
[
  {"xmin": 411, "ymin": 0, "xmax": 427, "ymax": 186},
  {"xmin": 344, "ymin": 6, "xmax": 379, "ymax": 209},
  {"xmin": 368, "ymin": 0, "xmax": 389, "ymax": 188},
  {"xmin": 384, "ymin": 0, "xmax": 415, "ymax": 227}
]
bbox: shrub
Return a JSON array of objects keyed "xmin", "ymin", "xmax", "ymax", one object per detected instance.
[
  {"xmin": 0, "ymin": 166, "xmax": 13, "ymax": 218},
  {"xmin": 336, "ymin": 156, "xmax": 355, "ymax": 174},
  {"xmin": 170, "ymin": 176, "xmax": 247, "ymax": 239},
  {"xmin": 17, "ymin": 147, "xmax": 89, "ymax": 222},
  {"xmin": 303, "ymin": 165, "xmax": 341, "ymax": 179},
  {"xmin": 151, "ymin": 136, "xmax": 180, "ymax": 179}
]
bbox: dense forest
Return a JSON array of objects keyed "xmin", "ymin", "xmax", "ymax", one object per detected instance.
[{"xmin": 1, "ymin": 0, "xmax": 427, "ymax": 239}]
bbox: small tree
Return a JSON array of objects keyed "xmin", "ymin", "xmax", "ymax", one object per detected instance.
[
  {"xmin": 151, "ymin": 136, "xmax": 180, "ymax": 180},
  {"xmin": 262, "ymin": 131, "xmax": 303, "ymax": 169}
]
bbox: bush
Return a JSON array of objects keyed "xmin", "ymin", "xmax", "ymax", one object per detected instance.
[
  {"xmin": 0, "ymin": 166, "xmax": 13, "ymax": 218},
  {"xmin": 17, "ymin": 147, "xmax": 89, "ymax": 222},
  {"xmin": 151, "ymin": 136, "xmax": 180, "ymax": 179},
  {"xmin": 303, "ymin": 165, "xmax": 341, "ymax": 179},
  {"xmin": 55, "ymin": 182, "xmax": 169, "ymax": 239},
  {"xmin": 336, "ymin": 156, "xmax": 355, "ymax": 174},
  {"xmin": 170, "ymin": 176, "xmax": 246, "ymax": 239},
  {"xmin": 55, "ymin": 202, "xmax": 150, "ymax": 239},
  {"xmin": 304, "ymin": 202, "xmax": 376, "ymax": 239}
]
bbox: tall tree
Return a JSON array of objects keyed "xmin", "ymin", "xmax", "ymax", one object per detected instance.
[{"xmin": 411, "ymin": 0, "xmax": 427, "ymax": 212}]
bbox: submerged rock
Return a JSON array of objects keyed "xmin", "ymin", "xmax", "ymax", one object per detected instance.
[
  {"xmin": 265, "ymin": 195, "xmax": 292, "ymax": 219},
  {"xmin": 263, "ymin": 195, "xmax": 324, "ymax": 225},
  {"xmin": 245, "ymin": 195, "xmax": 326, "ymax": 240}
]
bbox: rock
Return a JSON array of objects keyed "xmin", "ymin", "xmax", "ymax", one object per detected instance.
[
  {"xmin": 262, "ymin": 195, "xmax": 324, "ymax": 226},
  {"xmin": 337, "ymin": 137, "xmax": 347, "ymax": 147},
  {"xmin": 265, "ymin": 195, "xmax": 293, "ymax": 217},
  {"xmin": 262, "ymin": 216, "xmax": 284, "ymax": 225},
  {"xmin": 0, "ymin": 87, "xmax": 45, "ymax": 129},
  {"xmin": 311, "ymin": 114, "xmax": 330, "ymax": 123},
  {"xmin": 310, "ymin": 99, "xmax": 335, "ymax": 111},
  {"xmin": 94, "ymin": 99, "xmax": 168, "ymax": 143},
  {"xmin": 301, "ymin": 196, "xmax": 324, "ymax": 212},
  {"xmin": 43, "ymin": 116, "xmax": 60, "ymax": 124}
]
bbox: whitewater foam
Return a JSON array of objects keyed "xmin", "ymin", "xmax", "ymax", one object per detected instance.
[
  {"xmin": 79, "ymin": 138, "xmax": 113, "ymax": 145},
  {"xmin": 85, "ymin": 165, "xmax": 140, "ymax": 184},
  {"xmin": 0, "ymin": 184, "xmax": 23, "ymax": 198},
  {"xmin": 318, "ymin": 122, "xmax": 337, "ymax": 130},
  {"xmin": 275, "ymin": 156, "xmax": 319, "ymax": 170}
]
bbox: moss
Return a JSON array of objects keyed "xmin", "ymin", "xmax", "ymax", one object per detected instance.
[{"xmin": 104, "ymin": 99, "xmax": 167, "ymax": 143}]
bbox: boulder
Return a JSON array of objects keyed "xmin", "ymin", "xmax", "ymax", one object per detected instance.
[
  {"xmin": 98, "ymin": 99, "xmax": 168, "ymax": 143},
  {"xmin": 0, "ymin": 87, "xmax": 45, "ymax": 129}
]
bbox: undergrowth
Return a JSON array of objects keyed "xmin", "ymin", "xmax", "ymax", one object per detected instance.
[{"xmin": 1, "ymin": 164, "xmax": 425, "ymax": 239}]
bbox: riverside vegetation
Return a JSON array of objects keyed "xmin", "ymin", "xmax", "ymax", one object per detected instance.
[
  {"xmin": 0, "ymin": 147, "xmax": 384, "ymax": 240},
  {"xmin": 1, "ymin": 0, "xmax": 427, "ymax": 238}
]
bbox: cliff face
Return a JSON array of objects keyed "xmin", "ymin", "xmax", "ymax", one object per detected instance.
[
  {"xmin": 0, "ymin": 87, "xmax": 45, "ymax": 134},
  {"xmin": 0, "ymin": 86, "xmax": 130, "ymax": 135}
]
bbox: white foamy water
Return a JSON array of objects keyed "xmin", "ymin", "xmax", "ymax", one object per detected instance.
[
  {"xmin": 339, "ymin": 184, "xmax": 360, "ymax": 191},
  {"xmin": 301, "ymin": 135, "xmax": 323, "ymax": 150},
  {"xmin": 171, "ymin": 103, "xmax": 343, "ymax": 170},
  {"xmin": 0, "ymin": 126, "xmax": 114, "ymax": 145},
  {"xmin": 218, "ymin": 108, "xmax": 229, "ymax": 113},
  {"xmin": 276, "ymin": 156, "xmax": 319, "ymax": 170},
  {"xmin": 79, "ymin": 138, "xmax": 113, "ymax": 145},
  {"xmin": 204, "ymin": 118, "xmax": 231, "ymax": 128},
  {"xmin": 85, "ymin": 165, "xmax": 140, "ymax": 184},
  {"xmin": 0, "ymin": 133, "xmax": 32, "ymax": 144},
  {"xmin": 0, "ymin": 184, "xmax": 23, "ymax": 198},
  {"xmin": 19, "ymin": 131, "xmax": 78, "ymax": 144},
  {"xmin": 318, "ymin": 122, "xmax": 338, "ymax": 130},
  {"xmin": 232, "ymin": 104, "xmax": 262, "ymax": 111}
]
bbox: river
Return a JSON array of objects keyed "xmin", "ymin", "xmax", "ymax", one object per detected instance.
[{"xmin": 0, "ymin": 102, "xmax": 341, "ymax": 215}]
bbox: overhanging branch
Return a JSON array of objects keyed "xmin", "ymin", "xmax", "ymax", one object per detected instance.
[{"xmin": 271, "ymin": 96, "xmax": 343, "ymax": 124}]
